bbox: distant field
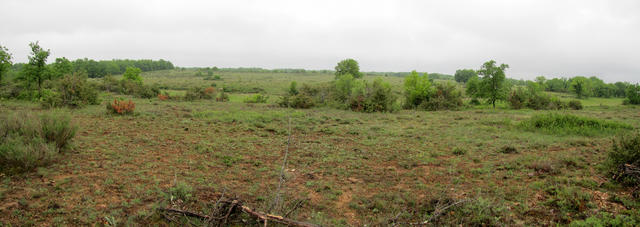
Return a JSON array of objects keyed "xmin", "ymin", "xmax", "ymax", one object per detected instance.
[{"xmin": 2, "ymin": 69, "xmax": 639, "ymax": 226}]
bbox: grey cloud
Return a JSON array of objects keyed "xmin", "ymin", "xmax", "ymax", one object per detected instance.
[{"xmin": 1, "ymin": 0, "xmax": 639, "ymax": 82}]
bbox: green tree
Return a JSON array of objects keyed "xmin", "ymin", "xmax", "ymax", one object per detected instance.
[
  {"xmin": 403, "ymin": 70, "xmax": 432, "ymax": 108},
  {"xmin": 335, "ymin": 59, "xmax": 362, "ymax": 79},
  {"xmin": 535, "ymin": 76, "xmax": 546, "ymax": 90},
  {"xmin": 570, "ymin": 76, "xmax": 590, "ymax": 98},
  {"xmin": 454, "ymin": 69, "xmax": 477, "ymax": 83},
  {"xmin": 477, "ymin": 60, "xmax": 509, "ymax": 108},
  {"xmin": 122, "ymin": 67, "xmax": 142, "ymax": 84},
  {"xmin": 334, "ymin": 74, "xmax": 355, "ymax": 102},
  {"xmin": 51, "ymin": 57, "xmax": 73, "ymax": 79},
  {"xmin": 465, "ymin": 75, "xmax": 481, "ymax": 98},
  {"xmin": 626, "ymin": 84, "xmax": 640, "ymax": 105},
  {"xmin": 24, "ymin": 41, "xmax": 51, "ymax": 93},
  {"xmin": 0, "ymin": 45, "xmax": 12, "ymax": 82}
]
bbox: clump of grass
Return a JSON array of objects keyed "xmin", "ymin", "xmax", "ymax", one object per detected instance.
[
  {"xmin": 519, "ymin": 113, "xmax": 632, "ymax": 136},
  {"xmin": 452, "ymin": 147, "xmax": 467, "ymax": 156},
  {"xmin": 0, "ymin": 111, "xmax": 76, "ymax": 174},
  {"xmin": 544, "ymin": 185, "xmax": 593, "ymax": 223},
  {"xmin": 499, "ymin": 146, "xmax": 518, "ymax": 154}
]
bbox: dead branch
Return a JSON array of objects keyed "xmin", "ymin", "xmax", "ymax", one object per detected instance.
[{"xmin": 159, "ymin": 199, "xmax": 320, "ymax": 227}]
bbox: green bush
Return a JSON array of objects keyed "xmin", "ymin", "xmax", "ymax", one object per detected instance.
[
  {"xmin": 42, "ymin": 73, "xmax": 99, "ymax": 108},
  {"xmin": 243, "ymin": 94, "xmax": 269, "ymax": 103},
  {"xmin": 570, "ymin": 211, "xmax": 640, "ymax": 226},
  {"xmin": 279, "ymin": 82, "xmax": 318, "ymax": 108},
  {"xmin": 403, "ymin": 71, "xmax": 432, "ymax": 109},
  {"xmin": 626, "ymin": 84, "xmax": 640, "ymax": 105},
  {"xmin": 185, "ymin": 87, "xmax": 216, "ymax": 101},
  {"xmin": 348, "ymin": 78, "xmax": 396, "ymax": 113},
  {"xmin": 607, "ymin": 132, "xmax": 640, "ymax": 186},
  {"xmin": 568, "ymin": 100, "xmax": 583, "ymax": 110},
  {"xmin": 419, "ymin": 82, "xmax": 463, "ymax": 111},
  {"xmin": 520, "ymin": 113, "xmax": 632, "ymax": 136},
  {"xmin": 507, "ymin": 87, "xmax": 528, "ymax": 109},
  {"xmin": 216, "ymin": 89, "xmax": 229, "ymax": 102},
  {"xmin": 0, "ymin": 111, "xmax": 76, "ymax": 174}
]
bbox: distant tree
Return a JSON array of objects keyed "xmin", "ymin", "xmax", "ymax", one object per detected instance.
[
  {"xmin": 454, "ymin": 69, "xmax": 476, "ymax": 83},
  {"xmin": 477, "ymin": 60, "xmax": 509, "ymax": 108},
  {"xmin": 288, "ymin": 81, "xmax": 299, "ymax": 95},
  {"xmin": 535, "ymin": 76, "xmax": 546, "ymax": 90},
  {"xmin": 626, "ymin": 84, "xmax": 640, "ymax": 104},
  {"xmin": 614, "ymin": 82, "xmax": 629, "ymax": 97},
  {"xmin": 0, "ymin": 45, "xmax": 12, "ymax": 82},
  {"xmin": 122, "ymin": 67, "xmax": 142, "ymax": 84},
  {"xmin": 570, "ymin": 76, "xmax": 590, "ymax": 98},
  {"xmin": 465, "ymin": 75, "xmax": 481, "ymax": 97},
  {"xmin": 24, "ymin": 41, "xmax": 51, "ymax": 93},
  {"xmin": 546, "ymin": 78, "xmax": 568, "ymax": 92},
  {"xmin": 335, "ymin": 59, "xmax": 362, "ymax": 79},
  {"xmin": 51, "ymin": 57, "xmax": 73, "ymax": 79}
]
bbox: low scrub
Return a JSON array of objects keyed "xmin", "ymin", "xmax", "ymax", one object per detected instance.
[
  {"xmin": 606, "ymin": 132, "xmax": 640, "ymax": 187},
  {"xmin": 185, "ymin": 86, "xmax": 216, "ymax": 101},
  {"xmin": 519, "ymin": 113, "xmax": 632, "ymax": 136},
  {"xmin": 508, "ymin": 86, "xmax": 581, "ymax": 110},
  {"xmin": 403, "ymin": 71, "xmax": 463, "ymax": 111},
  {"xmin": 42, "ymin": 73, "xmax": 99, "ymax": 108},
  {"xmin": 279, "ymin": 82, "xmax": 318, "ymax": 109},
  {"xmin": 100, "ymin": 75, "xmax": 160, "ymax": 98},
  {"xmin": 348, "ymin": 78, "xmax": 396, "ymax": 112},
  {"xmin": 243, "ymin": 94, "xmax": 269, "ymax": 103},
  {"xmin": 0, "ymin": 111, "xmax": 76, "ymax": 174},
  {"xmin": 107, "ymin": 99, "xmax": 135, "ymax": 115}
]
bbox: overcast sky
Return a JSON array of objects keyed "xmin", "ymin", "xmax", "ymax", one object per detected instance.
[{"xmin": 1, "ymin": 0, "xmax": 639, "ymax": 82}]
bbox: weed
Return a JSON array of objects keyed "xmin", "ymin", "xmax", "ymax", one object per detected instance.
[
  {"xmin": 106, "ymin": 99, "xmax": 135, "ymax": 115},
  {"xmin": 519, "ymin": 113, "xmax": 632, "ymax": 136}
]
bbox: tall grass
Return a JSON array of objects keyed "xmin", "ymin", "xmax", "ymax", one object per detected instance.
[
  {"xmin": 519, "ymin": 113, "xmax": 632, "ymax": 136},
  {"xmin": 0, "ymin": 111, "xmax": 76, "ymax": 174}
]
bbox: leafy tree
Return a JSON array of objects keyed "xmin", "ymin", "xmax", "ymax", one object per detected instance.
[
  {"xmin": 465, "ymin": 75, "xmax": 481, "ymax": 98},
  {"xmin": 454, "ymin": 69, "xmax": 477, "ymax": 83},
  {"xmin": 477, "ymin": 60, "xmax": 509, "ymax": 108},
  {"xmin": 535, "ymin": 76, "xmax": 546, "ymax": 90},
  {"xmin": 546, "ymin": 78, "xmax": 569, "ymax": 92},
  {"xmin": 335, "ymin": 59, "xmax": 362, "ymax": 79},
  {"xmin": 403, "ymin": 70, "xmax": 432, "ymax": 108},
  {"xmin": 614, "ymin": 82, "xmax": 629, "ymax": 97},
  {"xmin": 51, "ymin": 57, "xmax": 73, "ymax": 79},
  {"xmin": 626, "ymin": 84, "xmax": 640, "ymax": 105},
  {"xmin": 24, "ymin": 41, "xmax": 51, "ymax": 93},
  {"xmin": 570, "ymin": 76, "xmax": 590, "ymax": 98},
  {"xmin": 0, "ymin": 45, "xmax": 12, "ymax": 82},
  {"xmin": 122, "ymin": 67, "xmax": 142, "ymax": 84}
]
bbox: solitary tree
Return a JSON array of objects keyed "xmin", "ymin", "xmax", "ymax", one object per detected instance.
[
  {"xmin": 403, "ymin": 70, "xmax": 432, "ymax": 108},
  {"xmin": 335, "ymin": 59, "xmax": 362, "ymax": 79},
  {"xmin": 0, "ymin": 45, "xmax": 12, "ymax": 82},
  {"xmin": 454, "ymin": 69, "xmax": 476, "ymax": 83},
  {"xmin": 122, "ymin": 67, "xmax": 143, "ymax": 84},
  {"xmin": 25, "ymin": 41, "xmax": 51, "ymax": 93},
  {"xmin": 570, "ymin": 76, "xmax": 592, "ymax": 99},
  {"xmin": 477, "ymin": 60, "xmax": 509, "ymax": 108}
]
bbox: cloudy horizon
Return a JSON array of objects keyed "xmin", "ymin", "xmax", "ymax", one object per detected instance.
[{"xmin": 1, "ymin": 0, "xmax": 639, "ymax": 83}]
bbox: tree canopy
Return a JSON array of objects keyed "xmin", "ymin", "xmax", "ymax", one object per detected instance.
[
  {"xmin": 454, "ymin": 69, "xmax": 477, "ymax": 83},
  {"xmin": 0, "ymin": 45, "xmax": 12, "ymax": 82},
  {"xmin": 477, "ymin": 60, "xmax": 509, "ymax": 108},
  {"xmin": 335, "ymin": 59, "xmax": 362, "ymax": 79}
]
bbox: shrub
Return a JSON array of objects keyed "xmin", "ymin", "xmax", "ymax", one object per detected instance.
[
  {"xmin": 452, "ymin": 147, "xmax": 467, "ymax": 155},
  {"xmin": 626, "ymin": 84, "xmax": 640, "ymax": 105},
  {"xmin": 42, "ymin": 73, "xmax": 99, "ymax": 108},
  {"xmin": 243, "ymin": 94, "xmax": 269, "ymax": 103},
  {"xmin": 508, "ymin": 87, "xmax": 528, "ymax": 109},
  {"xmin": 403, "ymin": 71, "xmax": 432, "ymax": 109},
  {"xmin": 185, "ymin": 86, "xmax": 216, "ymax": 101},
  {"xmin": 280, "ymin": 82, "xmax": 317, "ymax": 108},
  {"xmin": 216, "ymin": 89, "xmax": 229, "ymax": 102},
  {"xmin": 607, "ymin": 132, "xmax": 640, "ymax": 186},
  {"xmin": 348, "ymin": 78, "xmax": 396, "ymax": 112},
  {"xmin": 568, "ymin": 100, "xmax": 583, "ymax": 110},
  {"xmin": 122, "ymin": 67, "xmax": 142, "ymax": 84},
  {"xmin": 419, "ymin": 82, "xmax": 463, "ymax": 111},
  {"xmin": 0, "ymin": 111, "xmax": 76, "ymax": 174},
  {"xmin": 544, "ymin": 185, "xmax": 593, "ymax": 222},
  {"xmin": 526, "ymin": 93, "xmax": 551, "ymax": 110},
  {"xmin": 157, "ymin": 93, "xmax": 169, "ymax": 101},
  {"xmin": 519, "ymin": 113, "xmax": 632, "ymax": 136},
  {"xmin": 119, "ymin": 79, "xmax": 159, "ymax": 98},
  {"xmin": 107, "ymin": 99, "xmax": 135, "ymax": 115}
]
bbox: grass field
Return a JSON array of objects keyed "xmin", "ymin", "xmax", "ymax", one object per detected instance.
[{"xmin": 1, "ymin": 69, "xmax": 639, "ymax": 226}]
